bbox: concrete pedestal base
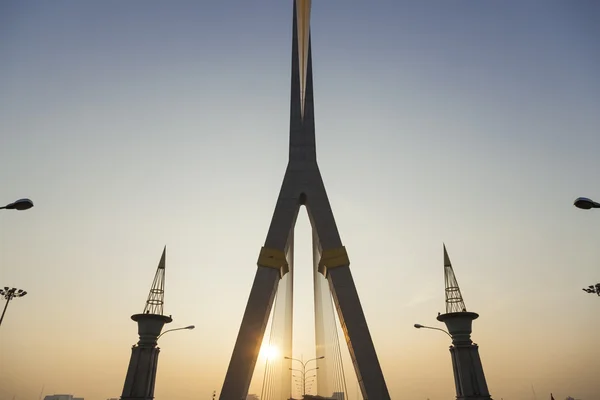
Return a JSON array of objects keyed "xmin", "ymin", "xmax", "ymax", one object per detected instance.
[
  {"xmin": 121, "ymin": 313, "xmax": 172, "ymax": 400},
  {"xmin": 438, "ymin": 312, "xmax": 492, "ymax": 400}
]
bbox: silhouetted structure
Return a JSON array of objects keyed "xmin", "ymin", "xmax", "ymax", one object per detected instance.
[
  {"xmin": 0, "ymin": 286, "xmax": 28, "ymax": 327},
  {"xmin": 120, "ymin": 247, "xmax": 172, "ymax": 400},
  {"xmin": 43, "ymin": 396, "xmax": 83, "ymax": 400},
  {"xmin": 437, "ymin": 245, "xmax": 492, "ymax": 400},
  {"xmin": 582, "ymin": 283, "xmax": 600, "ymax": 296},
  {"xmin": 219, "ymin": 1, "xmax": 389, "ymax": 399}
]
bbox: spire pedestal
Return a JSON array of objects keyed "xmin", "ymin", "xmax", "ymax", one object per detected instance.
[
  {"xmin": 437, "ymin": 312, "xmax": 491, "ymax": 400},
  {"xmin": 121, "ymin": 314, "xmax": 172, "ymax": 400}
]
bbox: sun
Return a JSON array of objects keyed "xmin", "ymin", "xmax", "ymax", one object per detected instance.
[{"xmin": 260, "ymin": 344, "xmax": 279, "ymax": 361}]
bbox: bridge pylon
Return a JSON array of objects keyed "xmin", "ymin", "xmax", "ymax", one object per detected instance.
[{"xmin": 219, "ymin": 1, "xmax": 390, "ymax": 400}]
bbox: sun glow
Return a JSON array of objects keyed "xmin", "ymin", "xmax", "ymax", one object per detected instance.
[{"xmin": 260, "ymin": 344, "xmax": 279, "ymax": 361}]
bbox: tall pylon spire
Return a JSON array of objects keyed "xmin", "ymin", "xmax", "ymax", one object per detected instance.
[
  {"xmin": 443, "ymin": 244, "xmax": 467, "ymax": 314},
  {"xmin": 143, "ymin": 246, "xmax": 166, "ymax": 315},
  {"xmin": 295, "ymin": 0, "xmax": 311, "ymax": 118}
]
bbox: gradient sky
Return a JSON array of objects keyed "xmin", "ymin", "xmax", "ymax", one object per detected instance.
[{"xmin": 1, "ymin": 1, "xmax": 600, "ymax": 399}]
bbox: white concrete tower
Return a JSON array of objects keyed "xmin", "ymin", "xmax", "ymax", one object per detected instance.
[{"xmin": 437, "ymin": 245, "xmax": 492, "ymax": 400}]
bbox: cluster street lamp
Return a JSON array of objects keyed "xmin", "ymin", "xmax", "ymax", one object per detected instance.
[
  {"xmin": 157, "ymin": 325, "xmax": 195, "ymax": 340},
  {"xmin": 1, "ymin": 198, "xmax": 34, "ymax": 211},
  {"xmin": 582, "ymin": 284, "xmax": 600, "ymax": 296},
  {"xmin": 285, "ymin": 355, "xmax": 324, "ymax": 396},
  {"xmin": 414, "ymin": 323, "xmax": 452, "ymax": 338},
  {"xmin": 0, "ymin": 287, "xmax": 28, "ymax": 327},
  {"xmin": 573, "ymin": 196, "xmax": 600, "ymax": 298},
  {"xmin": 292, "ymin": 373, "xmax": 316, "ymax": 395}
]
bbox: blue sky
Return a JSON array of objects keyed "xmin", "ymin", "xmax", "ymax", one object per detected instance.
[{"xmin": 1, "ymin": 1, "xmax": 599, "ymax": 399}]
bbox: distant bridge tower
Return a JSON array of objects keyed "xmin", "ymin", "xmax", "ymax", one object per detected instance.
[
  {"xmin": 121, "ymin": 247, "xmax": 172, "ymax": 400},
  {"xmin": 437, "ymin": 244, "xmax": 492, "ymax": 400}
]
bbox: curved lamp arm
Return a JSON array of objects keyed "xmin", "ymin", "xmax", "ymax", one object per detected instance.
[
  {"xmin": 285, "ymin": 356, "xmax": 304, "ymax": 366},
  {"xmin": 414, "ymin": 323, "xmax": 452, "ymax": 338},
  {"xmin": 157, "ymin": 325, "xmax": 195, "ymax": 340},
  {"xmin": 304, "ymin": 356, "xmax": 324, "ymax": 367},
  {"xmin": 285, "ymin": 355, "xmax": 325, "ymax": 368}
]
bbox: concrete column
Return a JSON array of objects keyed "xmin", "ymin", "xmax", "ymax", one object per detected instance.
[
  {"xmin": 121, "ymin": 313, "xmax": 172, "ymax": 400},
  {"xmin": 437, "ymin": 312, "xmax": 492, "ymax": 400}
]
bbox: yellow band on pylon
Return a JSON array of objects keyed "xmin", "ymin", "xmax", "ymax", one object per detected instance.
[
  {"xmin": 318, "ymin": 246, "xmax": 349, "ymax": 277},
  {"xmin": 257, "ymin": 247, "xmax": 289, "ymax": 277}
]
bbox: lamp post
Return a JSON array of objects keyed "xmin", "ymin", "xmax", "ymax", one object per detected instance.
[
  {"xmin": 0, "ymin": 198, "xmax": 34, "ymax": 211},
  {"xmin": 290, "ymin": 368, "xmax": 305, "ymax": 396},
  {"xmin": 292, "ymin": 374, "xmax": 317, "ymax": 396},
  {"xmin": 573, "ymin": 197, "xmax": 600, "ymax": 298},
  {"xmin": 0, "ymin": 287, "xmax": 28, "ymax": 328},
  {"xmin": 157, "ymin": 325, "xmax": 195, "ymax": 340},
  {"xmin": 0, "ymin": 200, "xmax": 33, "ymax": 329},
  {"xmin": 285, "ymin": 356, "xmax": 324, "ymax": 396},
  {"xmin": 414, "ymin": 323, "xmax": 452, "ymax": 338}
]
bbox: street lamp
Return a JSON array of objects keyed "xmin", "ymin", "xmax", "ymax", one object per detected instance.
[
  {"xmin": 414, "ymin": 323, "xmax": 452, "ymax": 338},
  {"xmin": 0, "ymin": 198, "xmax": 34, "ymax": 211},
  {"xmin": 572, "ymin": 198, "xmax": 600, "ymax": 297},
  {"xmin": 0, "ymin": 201, "xmax": 33, "ymax": 328},
  {"xmin": 582, "ymin": 283, "xmax": 600, "ymax": 296},
  {"xmin": 157, "ymin": 325, "xmax": 195, "ymax": 340},
  {"xmin": 292, "ymin": 373, "xmax": 316, "ymax": 386},
  {"xmin": 574, "ymin": 197, "xmax": 600, "ymax": 210},
  {"xmin": 0, "ymin": 287, "xmax": 28, "ymax": 327},
  {"xmin": 285, "ymin": 356, "xmax": 324, "ymax": 396},
  {"xmin": 290, "ymin": 368, "xmax": 319, "ymax": 396}
]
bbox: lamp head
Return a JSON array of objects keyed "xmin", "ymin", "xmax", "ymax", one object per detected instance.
[
  {"xmin": 414, "ymin": 324, "xmax": 424, "ymax": 328},
  {"xmin": 3, "ymin": 198, "xmax": 34, "ymax": 210},
  {"xmin": 574, "ymin": 197, "xmax": 600, "ymax": 210}
]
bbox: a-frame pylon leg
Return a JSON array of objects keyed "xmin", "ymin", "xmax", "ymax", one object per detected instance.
[
  {"xmin": 219, "ymin": 176, "xmax": 300, "ymax": 400},
  {"xmin": 307, "ymin": 177, "xmax": 391, "ymax": 400}
]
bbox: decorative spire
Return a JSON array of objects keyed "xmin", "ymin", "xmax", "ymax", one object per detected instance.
[
  {"xmin": 443, "ymin": 244, "xmax": 467, "ymax": 314},
  {"xmin": 295, "ymin": 0, "xmax": 311, "ymax": 118},
  {"xmin": 143, "ymin": 246, "xmax": 166, "ymax": 315}
]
